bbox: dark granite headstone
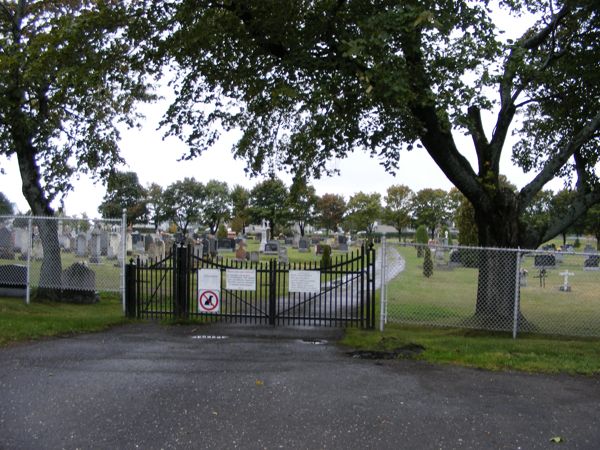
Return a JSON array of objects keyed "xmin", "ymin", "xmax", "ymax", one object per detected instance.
[
  {"xmin": 0, "ymin": 227, "xmax": 14, "ymax": 260},
  {"xmin": 584, "ymin": 254, "xmax": 600, "ymax": 269},
  {"xmin": 0, "ymin": 264, "xmax": 27, "ymax": 296},
  {"xmin": 534, "ymin": 254, "xmax": 556, "ymax": 268},
  {"xmin": 264, "ymin": 240, "xmax": 279, "ymax": 254},
  {"xmin": 61, "ymin": 263, "xmax": 98, "ymax": 304},
  {"xmin": 298, "ymin": 237, "xmax": 310, "ymax": 253}
]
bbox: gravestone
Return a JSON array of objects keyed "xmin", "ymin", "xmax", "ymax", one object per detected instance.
[
  {"xmin": 235, "ymin": 241, "xmax": 247, "ymax": 261},
  {"xmin": 249, "ymin": 251, "xmax": 260, "ymax": 263},
  {"xmin": 584, "ymin": 244, "xmax": 596, "ymax": 254},
  {"xmin": 76, "ymin": 233, "xmax": 87, "ymax": 257},
  {"xmin": 207, "ymin": 236, "xmax": 218, "ymax": 258},
  {"xmin": 519, "ymin": 268, "xmax": 528, "ymax": 287},
  {"xmin": 292, "ymin": 234, "xmax": 300, "ymax": 249},
  {"xmin": 284, "ymin": 237, "xmax": 293, "ymax": 246},
  {"xmin": 218, "ymin": 238, "xmax": 235, "ymax": 251},
  {"xmin": 100, "ymin": 231, "xmax": 109, "ymax": 256},
  {"xmin": 13, "ymin": 228, "xmax": 27, "ymax": 253},
  {"xmin": 263, "ymin": 240, "xmax": 279, "ymax": 254},
  {"xmin": 0, "ymin": 227, "xmax": 14, "ymax": 260},
  {"xmin": 126, "ymin": 232, "xmax": 133, "ymax": 254},
  {"xmin": 298, "ymin": 237, "xmax": 310, "ymax": 253},
  {"xmin": 58, "ymin": 234, "xmax": 71, "ymax": 252},
  {"xmin": 278, "ymin": 247, "xmax": 289, "ymax": 264},
  {"xmin": 338, "ymin": 235, "xmax": 349, "ymax": 252},
  {"xmin": 0, "ymin": 264, "xmax": 27, "ymax": 296},
  {"xmin": 89, "ymin": 230, "xmax": 102, "ymax": 263},
  {"xmin": 32, "ymin": 237, "xmax": 44, "ymax": 260},
  {"xmin": 534, "ymin": 254, "xmax": 556, "ymax": 268},
  {"xmin": 61, "ymin": 263, "xmax": 98, "ymax": 304},
  {"xmin": 559, "ymin": 270, "xmax": 574, "ymax": 292},
  {"xmin": 449, "ymin": 249, "xmax": 462, "ymax": 267},
  {"xmin": 107, "ymin": 232, "xmax": 121, "ymax": 260},
  {"xmin": 311, "ymin": 237, "xmax": 321, "ymax": 245},
  {"xmin": 144, "ymin": 234, "xmax": 155, "ymax": 252},
  {"xmin": 315, "ymin": 244, "xmax": 324, "ymax": 255},
  {"xmin": 584, "ymin": 254, "xmax": 600, "ymax": 271}
]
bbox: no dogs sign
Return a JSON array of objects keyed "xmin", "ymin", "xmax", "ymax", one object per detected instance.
[{"xmin": 198, "ymin": 289, "xmax": 220, "ymax": 313}]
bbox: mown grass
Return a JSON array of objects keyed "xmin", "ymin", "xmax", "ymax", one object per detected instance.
[
  {"xmin": 0, "ymin": 294, "xmax": 128, "ymax": 347},
  {"xmin": 342, "ymin": 324, "xmax": 600, "ymax": 375}
]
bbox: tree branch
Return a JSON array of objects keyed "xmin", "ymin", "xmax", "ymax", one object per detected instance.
[
  {"xmin": 520, "ymin": 111, "xmax": 600, "ymax": 205},
  {"xmin": 542, "ymin": 189, "xmax": 600, "ymax": 243}
]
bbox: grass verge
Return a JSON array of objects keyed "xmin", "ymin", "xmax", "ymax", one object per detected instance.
[
  {"xmin": 342, "ymin": 324, "xmax": 600, "ymax": 376},
  {"xmin": 0, "ymin": 294, "xmax": 129, "ymax": 347}
]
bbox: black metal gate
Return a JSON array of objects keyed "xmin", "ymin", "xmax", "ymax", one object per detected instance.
[{"xmin": 125, "ymin": 243, "xmax": 376, "ymax": 328}]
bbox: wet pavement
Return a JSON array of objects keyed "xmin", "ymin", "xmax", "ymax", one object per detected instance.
[{"xmin": 0, "ymin": 322, "xmax": 599, "ymax": 449}]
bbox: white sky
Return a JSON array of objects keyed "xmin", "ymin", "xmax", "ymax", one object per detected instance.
[{"xmin": 0, "ymin": 6, "xmax": 559, "ymax": 218}]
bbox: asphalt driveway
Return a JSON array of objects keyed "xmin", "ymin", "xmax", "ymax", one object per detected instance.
[{"xmin": 0, "ymin": 323, "xmax": 598, "ymax": 449}]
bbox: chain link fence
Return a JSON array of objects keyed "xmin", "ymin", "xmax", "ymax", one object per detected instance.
[
  {"xmin": 0, "ymin": 215, "xmax": 126, "ymax": 307},
  {"xmin": 379, "ymin": 239, "xmax": 600, "ymax": 338}
]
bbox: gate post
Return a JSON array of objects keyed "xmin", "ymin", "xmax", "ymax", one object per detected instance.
[
  {"xmin": 174, "ymin": 244, "xmax": 190, "ymax": 320},
  {"xmin": 124, "ymin": 259, "xmax": 137, "ymax": 318},
  {"xmin": 268, "ymin": 258, "xmax": 277, "ymax": 325}
]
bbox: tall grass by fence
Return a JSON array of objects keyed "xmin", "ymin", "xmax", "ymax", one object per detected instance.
[{"xmin": 380, "ymin": 240, "xmax": 600, "ymax": 338}]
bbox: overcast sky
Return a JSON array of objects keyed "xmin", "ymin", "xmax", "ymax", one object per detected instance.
[{"xmin": 1, "ymin": 7, "xmax": 558, "ymax": 218}]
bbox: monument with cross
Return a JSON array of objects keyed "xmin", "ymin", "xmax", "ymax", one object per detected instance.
[{"xmin": 559, "ymin": 270, "xmax": 574, "ymax": 292}]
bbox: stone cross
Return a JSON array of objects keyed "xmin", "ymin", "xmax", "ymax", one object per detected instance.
[{"xmin": 559, "ymin": 270, "xmax": 574, "ymax": 292}]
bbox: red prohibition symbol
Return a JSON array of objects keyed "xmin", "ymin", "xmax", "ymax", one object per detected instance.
[{"xmin": 199, "ymin": 290, "xmax": 219, "ymax": 312}]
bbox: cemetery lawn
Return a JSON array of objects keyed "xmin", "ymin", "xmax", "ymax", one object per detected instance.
[
  {"xmin": 342, "ymin": 325, "xmax": 600, "ymax": 375},
  {"xmin": 0, "ymin": 294, "xmax": 128, "ymax": 347}
]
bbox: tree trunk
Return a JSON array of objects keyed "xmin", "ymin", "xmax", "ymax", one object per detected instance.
[
  {"xmin": 472, "ymin": 202, "xmax": 534, "ymax": 332},
  {"xmin": 16, "ymin": 145, "xmax": 63, "ymax": 301}
]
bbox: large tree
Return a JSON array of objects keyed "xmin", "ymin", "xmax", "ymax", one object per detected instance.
[
  {"xmin": 248, "ymin": 177, "xmax": 289, "ymax": 236},
  {"xmin": 411, "ymin": 188, "xmax": 451, "ymax": 239},
  {"xmin": 345, "ymin": 192, "xmax": 382, "ymax": 235},
  {"xmin": 315, "ymin": 194, "xmax": 346, "ymax": 234},
  {"xmin": 203, "ymin": 180, "xmax": 231, "ymax": 234},
  {"xmin": 98, "ymin": 171, "xmax": 148, "ymax": 226},
  {"xmin": 162, "ymin": 178, "xmax": 205, "ymax": 236},
  {"xmin": 0, "ymin": 192, "xmax": 13, "ymax": 215},
  {"xmin": 383, "ymin": 184, "xmax": 414, "ymax": 235},
  {"xmin": 230, "ymin": 184, "xmax": 251, "ymax": 234},
  {"xmin": 288, "ymin": 182, "xmax": 318, "ymax": 237},
  {"xmin": 150, "ymin": 1, "xmax": 600, "ymax": 328},
  {"xmin": 0, "ymin": 1, "xmax": 150, "ymax": 297}
]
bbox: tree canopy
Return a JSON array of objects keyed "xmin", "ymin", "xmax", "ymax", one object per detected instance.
[
  {"xmin": 148, "ymin": 0, "xmax": 600, "ymax": 250},
  {"xmin": 98, "ymin": 171, "xmax": 148, "ymax": 225}
]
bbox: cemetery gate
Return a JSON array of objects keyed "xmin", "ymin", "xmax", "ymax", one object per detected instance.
[{"xmin": 125, "ymin": 243, "xmax": 376, "ymax": 328}]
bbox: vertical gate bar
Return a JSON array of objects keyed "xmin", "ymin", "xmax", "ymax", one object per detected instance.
[
  {"xmin": 371, "ymin": 243, "xmax": 376, "ymax": 329},
  {"xmin": 512, "ymin": 248, "xmax": 522, "ymax": 339}
]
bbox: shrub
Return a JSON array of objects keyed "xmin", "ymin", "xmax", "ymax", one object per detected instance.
[{"xmin": 423, "ymin": 247, "xmax": 433, "ymax": 278}]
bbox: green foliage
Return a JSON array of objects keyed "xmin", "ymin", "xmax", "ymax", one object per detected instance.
[
  {"xmin": 316, "ymin": 194, "xmax": 346, "ymax": 234},
  {"xmin": 0, "ymin": 2, "xmax": 152, "ymax": 216},
  {"xmin": 423, "ymin": 247, "xmax": 433, "ymax": 278},
  {"xmin": 98, "ymin": 171, "xmax": 147, "ymax": 225},
  {"xmin": 147, "ymin": 1, "xmax": 600, "ymax": 251},
  {"xmin": 231, "ymin": 185, "xmax": 251, "ymax": 234},
  {"xmin": 383, "ymin": 184, "xmax": 414, "ymax": 233},
  {"xmin": 345, "ymin": 192, "xmax": 382, "ymax": 234},
  {"xmin": 162, "ymin": 177, "xmax": 205, "ymax": 235},
  {"xmin": 415, "ymin": 225, "xmax": 429, "ymax": 244},
  {"xmin": 0, "ymin": 192, "xmax": 14, "ymax": 215},
  {"xmin": 412, "ymin": 189, "xmax": 451, "ymax": 239},
  {"xmin": 455, "ymin": 194, "xmax": 479, "ymax": 246},
  {"xmin": 203, "ymin": 180, "xmax": 231, "ymax": 234},
  {"xmin": 216, "ymin": 223, "xmax": 228, "ymax": 239},
  {"xmin": 288, "ymin": 182, "xmax": 318, "ymax": 237},
  {"xmin": 249, "ymin": 177, "xmax": 289, "ymax": 236}
]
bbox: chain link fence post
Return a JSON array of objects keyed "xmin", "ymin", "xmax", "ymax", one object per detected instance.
[
  {"xmin": 512, "ymin": 248, "xmax": 522, "ymax": 339},
  {"xmin": 379, "ymin": 235, "xmax": 387, "ymax": 332},
  {"xmin": 25, "ymin": 216, "xmax": 32, "ymax": 305},
  {"xmin": 121, "ymin": 208, "xmax": 127, "ymax": 314}
]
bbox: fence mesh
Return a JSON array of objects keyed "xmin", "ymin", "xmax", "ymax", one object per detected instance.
[
  {"xmin": 380, "ymin": 240, "xmax": 600, "ymax": 338},
  {"xmin": 0, "ymin": 215, "xmax": 125, "ymax": 302}
]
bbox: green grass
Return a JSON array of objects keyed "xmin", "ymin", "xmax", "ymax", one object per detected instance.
[
  {"xmin": 384, "ymin": 244, "xmax": 600, "ymax": 336},
  {"xmin": 342, "ymin": 324, "xmax": 600, "ymax": 375},
  {"xmin": 0, "ymin": 294, "xmax": 128, "ymax": 347}
]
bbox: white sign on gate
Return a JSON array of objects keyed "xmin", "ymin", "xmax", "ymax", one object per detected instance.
[
  {"xmin": 198, "ymin": 269, "xmax": 221, "ymax": 290},
  {"xmin": 288, "ymin": 270, "xmax": 321, "ymax": 293},
  {"xmin": 226, "ymin": 269, "xmax": 256, "ymax": 291}
]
